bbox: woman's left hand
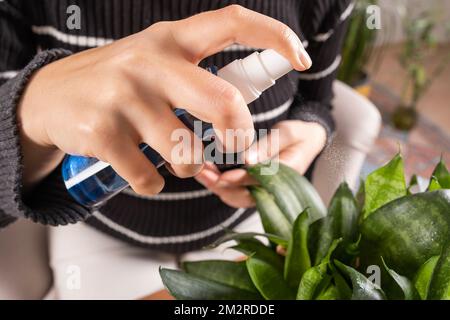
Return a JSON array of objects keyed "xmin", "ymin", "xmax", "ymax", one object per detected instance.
[{"xmin": 195, "ymin": 120, "xmax": 327, "ymax": 208}]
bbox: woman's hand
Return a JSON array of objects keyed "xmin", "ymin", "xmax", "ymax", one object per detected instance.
[
  {"xmin": 18, "ymin": 5, "xmax": 312, "ymax": 194},
  {"xmin": 195, "ymin": 120, "xmax": 327, "ymax": 208}
]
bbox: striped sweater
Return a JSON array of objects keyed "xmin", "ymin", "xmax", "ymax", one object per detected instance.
[{"xmin": 0, "ymin": 0, "xmax": 352, "ymax": 253}]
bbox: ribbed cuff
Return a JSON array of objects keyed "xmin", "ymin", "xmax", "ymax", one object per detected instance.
[
  {"xmin": 0, "ymin": 213, "xmax": 16, "ymax": 229},
  {"xmin": 288, "ymin": 100, "xmax": 335, "ymax": 146},
  {"xmin": 0, "ymin": 49, "xmax": 92, "ymax": 227}
]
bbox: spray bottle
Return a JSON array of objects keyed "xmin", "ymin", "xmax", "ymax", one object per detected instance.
[{"xmin": 62, "ymin": 49, "xmax": 294, "ymax": 207}]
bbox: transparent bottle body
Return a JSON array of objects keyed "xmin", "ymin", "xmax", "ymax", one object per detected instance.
[{"xmin": 62, "ymin": 110, "xmax": 212, "ymax": 207}]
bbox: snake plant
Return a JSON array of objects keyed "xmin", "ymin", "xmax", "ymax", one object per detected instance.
[{"xmin": 160, "ymin": 154, "xmax": 450, "ymax": 300}]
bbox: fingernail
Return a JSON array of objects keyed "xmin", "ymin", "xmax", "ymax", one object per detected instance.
[
  {"xmin": 298, "ymin": 47, "xmax": 312, "ymax": 69},
  {"xmin": 296, "ymin": 58, "xmax": 305, "ymax": 70}
]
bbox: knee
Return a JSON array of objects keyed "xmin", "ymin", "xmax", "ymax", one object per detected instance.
[{"xmin": 332, "ymin": 81, "xmax": 382, "ymax": 153}]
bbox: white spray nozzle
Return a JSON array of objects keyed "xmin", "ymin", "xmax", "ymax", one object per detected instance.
[
  {"xmin": 217, "ymin": 49, "xmax": 293, "ymax": 104},
  {"xmin": 259, "ymin": 49, "xmax": 293, "ymax": 81}
]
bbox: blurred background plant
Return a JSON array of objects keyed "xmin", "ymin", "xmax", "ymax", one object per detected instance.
[
  {"xmin": 338, "ymin": 0, "xmax": 380, "ymax": 95},
  {"xmin": 392, "ymin": 12, "xmax": 450, "ymax": 131},
  {"xmin": 338, "ymin": 0, "xmax": 400, "ymax": 96},
  {"xmin": 338, "ymin": 0, "xmax": 450, "ymax": 200}
]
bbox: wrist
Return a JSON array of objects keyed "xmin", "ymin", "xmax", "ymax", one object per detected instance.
[
  {"xmin": 17, "ymin": 65, "xmax": 65, "ymax": 191},
  {"xmin": 17, "ymin": 49, "xmax": 72, "ymax": 150},
  {"xmin": 18, "ymin": 66, "xmax": 55, "ymax": 148}
]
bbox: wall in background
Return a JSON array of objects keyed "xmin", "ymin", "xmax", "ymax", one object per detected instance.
[{"xmin": 378, "ymin": 0, "xmax": 450, "ymax": 43}]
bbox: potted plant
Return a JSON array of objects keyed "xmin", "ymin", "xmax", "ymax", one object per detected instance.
[
  {"xmin": 338, "ymin": 0, "xmax": 380, "ymax": 96},
  {"xmin": 160, "ymin": 154, "xmax": 450, "ymax": 300},
  {"xmin": 392, "ymin": 11, "xmax": 450, "ymax": 131}
]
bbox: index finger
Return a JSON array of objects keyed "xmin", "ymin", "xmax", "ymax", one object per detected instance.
[{"xmin": 171, "ymin": 5, "xmax": 311, "ymax": 70}]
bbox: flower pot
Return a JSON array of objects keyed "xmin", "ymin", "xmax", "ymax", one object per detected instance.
[
  {"xmin": 352, "ymin": 72, "xmax": 372, "ymax": 98},
  {"xmin": 391, "ymin": 105, "xmax": 418, "ymax": 131}
]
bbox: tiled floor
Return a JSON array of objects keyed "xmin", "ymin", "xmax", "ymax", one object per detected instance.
[{"xmin": 361, "ymin": 43, "xmax": 450, "ymax": 181}]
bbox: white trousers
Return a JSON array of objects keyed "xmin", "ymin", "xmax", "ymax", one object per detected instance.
[
  {"xmin": 48, "ymin": 213, "xmax": 264, "ymax": 300},
  {"xmin": 0, "ymin": 80, "xmax": 382, "ymax": 299}
]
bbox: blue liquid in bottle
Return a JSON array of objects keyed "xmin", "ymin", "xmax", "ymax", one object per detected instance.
[{"xmin": 62, "ymin": 109, "xmax": 214, "ymax": 208}]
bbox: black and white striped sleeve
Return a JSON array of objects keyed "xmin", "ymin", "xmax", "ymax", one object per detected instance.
[
  {"xmin": 0, "ymin": 1, "xmax": 88, "ymax": 228},
  {"xmin": 289, "ymin": 0, "xmax": 354, "ymax": 142},
  {"xmin": 0, "ymin": 0, "xmax": 38, "ymax": 85}
]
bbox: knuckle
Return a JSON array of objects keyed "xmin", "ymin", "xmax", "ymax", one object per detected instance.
[
  {"xmin": 94, "ymin": 140, "xmax": 117, "ymax": 160},
  {"xmin": 134, "ymin": 174, "xmax": 157, "ymax": 191},
  {"xmin": 86, "ymin": 114, "xmax": 123, "ymax": 151},
  {"xmin": 114, "ymin": 49, "xmax": 140, "ymax": 69},
  {"xmin": 170, "ymin": 139, "xmax": 204, "ymax": 178},
  {"xmin": 224, "ymin": 5, "xmax": 248, "ymax": 34},
  {"xmin": 277, "ymin": 24, "xmax": 298, "ymax": 46},
  {"xmin": 99, "ymin": 77, "xmax": 132, "ymax": 106},
  {"xmin": 85, "ymin": 117, "xmax": 107, "ymax": 140},
  {"xmin": 225, "ymin": 4, "xmax": 247, "ymax": 18},
  {"xmin": 147, "ymin": 21, "xmax": 171, "ymax": 33},
  {"xmin": 218, "ymin": 84, "xmax": 245, "ymax": 111},
  {"xmin": 101, "ymin": 90, "xmax": 122, "ymax": 107}
]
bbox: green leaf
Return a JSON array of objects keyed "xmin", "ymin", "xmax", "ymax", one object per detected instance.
[
  {"xmin": 278, "ymin": 164, "xmax": 327, "ymax": 222},
  {"xmin": 414, "ymin": 256, "xmax": 440, "ymax": 300},
  {"xmin": 428, "ymin": 176, "xmax": 443, "ymax": 191},
  {"xmin": 428, "ymin": 243, "xmax": 450, "ymax": 300},
  {"xmin": 356, "ymin": 178, "xmax": 365, "ymax": 212},
  {"xmin": 296, "ymin": 239, "xmax": 342, "ymax": 300},
  {"xmin": 249, "ymin": 186, "xmax": 292, "ymax": 239},
  {"xmin": 159, "ymin": 268, "xmax": 261, "ymax": 300},
  {"xmin": 331, "ymin": 265, "xmax": 352, "ymax": 300},
  {"xmin": 334, "ymin": 260, "xmax": 387, "ymax": 300},
  {"xmin": 407, "ymin": 174, "xmax": 419, "ymax": 194},
  {"xmin": 183, "ymin": 260, "xmax": 258, "ymax": 294},
  {"xmin": 248, "ymin": 163, "xmax": 327, "ymax": 223},
  {"xmin": 431, "ymin": 159, "xmax": 450, "ymax": 188},
  {"xmin": 323, "ymin": 238, "xmax": 343, "ymax": 264},
  {"xmin": 309, "ymin": 183, "xmax": 359, "ymax": 265},
  {"xmin": 285, "ymin": 209, "xmax": 311, "ymax": 287},
  {"xmin": 409, "ymin": 174, "xmax": 419, "ymax": 188},
  {"xmin": 381, "ymin": 257, "xmax": 420, "ymax": 300},
  {"xmin": 248, "ymin": 164, "xmax": 305, "ymax": 223},
  {"xmin": 344, "ymin": 235, "xmax": 361, "ymax": 257},
  {"xmin": 360, "ymin": 190, "xmax": 450, "ymax": 278},
  {"xmin": 316, "ymin": 284, "xmax": 340, "ymax": 300},
  {"xmin": 246, "ymin": 256, "xmax": 295, "ymax": 300},
  {"xmin": 208, "ymin": 231, "xmax": 288, "ymax": 249},
  {"xmin": 311, "ymin": 274, "xmax": 333, "ymax": 300},
  {"xmin": 296, "ymin": 263, "xmax": 327, "ymax": 300},
  {"xmin": 231, "ymin": 239, "xmax": 284, "ymax": 271},
  {"xmin": 363, "ymin": 154, "xmax": 407, "ymax": 218}
]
